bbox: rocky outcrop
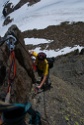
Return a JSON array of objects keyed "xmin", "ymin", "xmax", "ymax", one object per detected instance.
[
  {"xmin": 2, "ymin": 2, "xmax": 14, "ymax": 17},
  {"xmin": 3, "ymin": 16, "xmax": 13, "ymax": 26},
  {"xmin": 0, "ymin": 25, "xmax": 35, "ymax": 103},
  {"xmin": 0, "ymin": 22, "xmax": 84, "ymax": 125},
  {"xmin": 51, "ymin": 49, "xmax": 84, "ymax": 90}
]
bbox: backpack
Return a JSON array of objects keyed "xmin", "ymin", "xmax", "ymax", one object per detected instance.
[{"xmin": 47, "ymin": 57, "xmax": 55, "ymax": 69}]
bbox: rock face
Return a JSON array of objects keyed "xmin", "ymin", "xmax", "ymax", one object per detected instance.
[
  {"xmin": 0, "ymin": 25, "xmax": 35, "ymax": 103},
  {"xmin": 23, "ymin": 22, "xmax": 84, "ymax": 125},
  {"xmin": 51, "ymin": 50, "xmax": 84, "ymax": 89},
  {"xmin": 2, "ymin": 2, "xmax": 14, "ymax": 17},
  {"xmin": 0, "ymin": 23, "xmax": 84, "ymax": 125},
  {"xmin": 3, "ymin": 16, "xmax": 13, "ymax": 26}
]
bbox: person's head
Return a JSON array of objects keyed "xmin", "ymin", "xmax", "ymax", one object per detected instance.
[{"xmin": 37, "ymin": 52, "xmax": 46, "ymax": 61}]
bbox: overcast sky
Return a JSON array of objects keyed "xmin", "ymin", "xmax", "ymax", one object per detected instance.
[{"xmin": 0, "ymin": 0, "xmax": 84, "ymax": 57}]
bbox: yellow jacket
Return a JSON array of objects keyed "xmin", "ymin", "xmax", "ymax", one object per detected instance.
[{"xmin": 32, "ymin": 51, "xmax": 49, "ymax": 75}]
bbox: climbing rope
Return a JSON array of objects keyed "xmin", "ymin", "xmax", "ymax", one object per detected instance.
[
  {"xmin": 0, "ymin": 34, "xmax": 17, "ymax": 101},
  {"xmin": 4, "ymin": 34, "xmax": 17, "ymax": 102},
  {"xmin": 8, "ymin": 50, "xmax": 16, "ymax": 84},
  {"xmin": 5, "ymin": 50, "xmax": 16, "ymax": 101}
]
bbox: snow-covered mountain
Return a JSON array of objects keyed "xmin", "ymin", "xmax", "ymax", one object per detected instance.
[
  {"xmin": 0, "ymin": 0, "xmax": 84, "ymax": 57},
  {"xmin": 0, "ymin": 0, "xmax": 84, "ymax": 37}
]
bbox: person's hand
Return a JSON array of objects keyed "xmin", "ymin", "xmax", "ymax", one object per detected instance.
[
  {"xmin": 29, "ymin": 50, "xmax": 34, "ymax": 55},
  {"xmin": 37, "ymin": 85, "xmax": 41, "ymax": 89}
]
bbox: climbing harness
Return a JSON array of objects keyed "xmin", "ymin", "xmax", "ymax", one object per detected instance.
[{"xmin": 6, "ymin": 35, "xmax": 17, "ymax": 51}]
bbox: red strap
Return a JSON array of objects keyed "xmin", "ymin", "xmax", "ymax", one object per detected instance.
[
  {"xmin": 8, "ymin": 50, "xmax": 16, "ymax": 83},
  {"xmin": 11, "ymin": 51, "xmax": 16, "ymax": 77},
  {"xmin": 7, "ymin": 83, "xmax": 11, "ymax": 93},
  {"xmin": 32, "ymin": 63, "xmax": 37, "ymax": 71}
]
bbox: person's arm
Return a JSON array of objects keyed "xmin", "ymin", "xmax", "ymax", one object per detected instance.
[
  {"xmin": 29, "ymin": 51, "xmax": 34, "ymax": 56},
  {"xmin": 29, "ymin": 51, "xmax": 38, "ymax": 57},
  {"xmin": 37, "ymin": 75, "xmax": 47, "ymax": 89},
  {"xmin": 37, "ymin": 61, "xmax": 49, "ymax": 89}
]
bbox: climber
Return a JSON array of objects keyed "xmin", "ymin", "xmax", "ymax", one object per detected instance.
[{"xmin": 30, "ymin": 51, "xmax": 51, "ymax": 90}]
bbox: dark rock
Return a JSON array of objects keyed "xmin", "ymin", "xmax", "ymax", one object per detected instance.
[
  {"xmin": 2, "ymin": 2, "xmax": 14, "ymax": 17},
  {"xmin": 0, "ymin": 25, "xmax": 35, "ymax": 103},
  {"xmin": 3, "ymin": 16, "xmax": 13, "ymax": 26},
  {"xmin": 80, "ymin": 48, "xmax": 84, "ymax": 55}
]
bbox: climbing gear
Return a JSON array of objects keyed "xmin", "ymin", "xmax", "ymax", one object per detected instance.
[
  {"xmin": 2, "ymin": 35, "xmax": 16, "ymax": 102},
  {"xmin": 47, "ymin": 57, "xmax": 55, "ymax": 69},
  {"xmin": 0, "ymin": 34, "xmax": 17, "ymax": 102},
  {"xmin": 2, "ymin": 51, "xmax": 16, "ymax": 103},
  {"xmin": 5, "ymin": 34, "xmax": 17, "ymax": 83},
  {"xmin": 37, "ymin": 52, "xmax": 46, "ymax": 61},
  {"xmin": 0, "ymin": 34, "xmax": 17, "ymax": 50},
  {"xmin": 8, "ymin": 50, "xmax": 16, "ymax": 84},
  {"xmin": 6, "ymin": 35, "xmax": 17, "ymax": 51},
  {"xmin": 5, "ymin": 50, "xmax": 16, "ymax": 103}
]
